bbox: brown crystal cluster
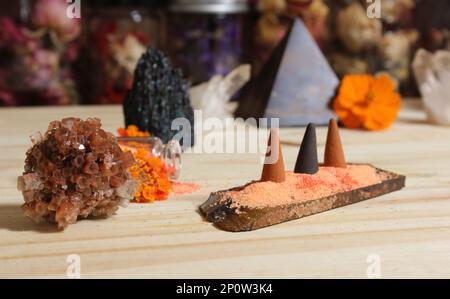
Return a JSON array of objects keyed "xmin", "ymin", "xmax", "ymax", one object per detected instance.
[{"xmin": 17, "ymin": 118, "xmax": 138, "ymax": 229}]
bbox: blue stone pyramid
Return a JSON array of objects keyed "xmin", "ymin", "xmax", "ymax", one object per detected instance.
[{"xmin": 236, "ymin": 18, "xmax": 338, "ymax": 126}]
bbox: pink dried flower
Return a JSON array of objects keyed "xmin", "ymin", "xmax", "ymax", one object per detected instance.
[
  {"xmin": 32, "ymin": 0, "xmax": 81, "ymax": 41},
  {"xmin": 0, "ymin": 18, "xmax": 29, "ymax": 45}
]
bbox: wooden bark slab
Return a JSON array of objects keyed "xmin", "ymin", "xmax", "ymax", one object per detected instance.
[{"xmin": 200, "ymin": 165, "xmax": 406, "ymax": 232}]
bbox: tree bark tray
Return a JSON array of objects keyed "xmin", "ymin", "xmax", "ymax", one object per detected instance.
[{"xmin": 199, "ymin": 165, "xmax": 406, "ymax": 232}]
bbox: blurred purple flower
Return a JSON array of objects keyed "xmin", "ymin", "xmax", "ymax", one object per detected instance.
[
  {"xmin": 0, "ymin": 91, "xmax": 16, "ymax": 106},
  {"xmin": 64, "ymin": 42, "xmax": 79, "ymax": 63}
]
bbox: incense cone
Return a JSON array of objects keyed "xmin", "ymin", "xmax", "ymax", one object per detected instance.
[
  {"xmin": 324, "ymin": 119, "xmax": 346, "ymax": 168},
  {"xmin": 294, "ymin": 123, "xmax": 318, "ymax": 174},
  {"xmin": 261, "ymin": 129, "xmax": 286, "ymax": 183}
]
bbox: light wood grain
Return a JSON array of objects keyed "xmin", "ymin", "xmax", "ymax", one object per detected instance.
[{"xmin": 1, "ymin": 101, "xmax": 450, "ymax": 278}]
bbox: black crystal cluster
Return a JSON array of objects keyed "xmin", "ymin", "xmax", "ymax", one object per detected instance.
[{"xmin": 123, "ymin": 47, "xmax": 194, "ymax": 146}]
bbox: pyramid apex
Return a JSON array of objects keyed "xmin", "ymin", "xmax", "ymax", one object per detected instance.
[{"xmin": 236, "ymin": 18, "xmax": 338, "ymax": 126}]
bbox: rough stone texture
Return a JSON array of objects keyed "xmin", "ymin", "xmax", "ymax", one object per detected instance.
[
  {"xmin": 18, "ymin": 118, "xmax": 138, "ymax": 229},
  {"xmin": 123, "ymin": 47, "xmax": 195, "ymax": 146}
]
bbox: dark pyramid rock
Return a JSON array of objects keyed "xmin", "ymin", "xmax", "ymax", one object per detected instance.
[
  {"xmin": 294, "ymin": 123, "xmax": 318, "ymax": 174},
  {"xmin": 236, "ymin": 18, "xmax": 338, "ymax": 127},
  {"xmin": 123, "ymin": 47, "xmax": 194, "ymax": 147},
  {"xmin": 235, "ymin": 23, "xmax": 292, "ymax": 123}
]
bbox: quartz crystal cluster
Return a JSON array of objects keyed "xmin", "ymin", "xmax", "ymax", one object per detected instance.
[
  {"xmin": 190, "ymin": 64, "xmax": 251, "ymax": 120},
  {"xmin": 17, "ymin": 118, "xmax": 138, "ymax": 229},
  {"xmin": 123, "ymin": 47, "xmax": 194, "ymax": 147}
]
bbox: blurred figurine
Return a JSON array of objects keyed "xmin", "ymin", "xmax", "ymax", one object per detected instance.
[
  {"xmin": 336, "ymin": 2, "xmax": 382, "ymax": 54},
  {"xmin": 330, "ymin": 53, "xmax": 369, "ymax": 76},
  {"xmin": 111, "ymin": 34, "xmax": 146, "ymax": 75},
  {"xmin": 381, "ymin": 0, "xmax": 414, "ymax": 25},
  {"xmin": 254, "ymin": 0, "xmax": 330, "ymax": 73},
  {"xmin": 255, "ymin": 0, "xmax": 288, "ymax": 66},
  {"xmin": 378, "ymin": 30, "xmax": 418, "ymax": 82},
  {"xmin": 286, "ymin": 0, "xmax": 329, "ymax": 48}
]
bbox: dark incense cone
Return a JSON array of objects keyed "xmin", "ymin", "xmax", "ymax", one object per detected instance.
[
  {"xmin": 294, "ymin": 123, "xmax": 318, "ymax": 174},
  {"xmin": 324, "ymin": 119, "xmax": 346, "ymax": 168},
  {"xmin": 261, "ymin": 129, "xmax": 286, "ymax": 183}
]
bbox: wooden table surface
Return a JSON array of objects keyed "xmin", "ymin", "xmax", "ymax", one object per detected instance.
[{"xmin": 1, "ymin": 101, "xmax": 450, "ymax": 278}]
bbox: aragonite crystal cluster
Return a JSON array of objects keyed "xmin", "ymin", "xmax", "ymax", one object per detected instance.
[
  {"xmin": 17, "ymin": 118, "xmax": 138, "ymax": 229},
  {"xmin": 123, "ymin": 47, "xmax": 194, "ymax": 146}
]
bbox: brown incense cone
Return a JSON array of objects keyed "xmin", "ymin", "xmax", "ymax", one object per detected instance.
[
  {"xmin": 294, "ymin": 123, "xmax": 319, "ymax": 175},
  {"xmin": 324, "ymin": 119, "xmax": 346, "ymax": 168},
  {"xmin": 261, "ymin": 129, "xmax": 286, "ymax": 183}
]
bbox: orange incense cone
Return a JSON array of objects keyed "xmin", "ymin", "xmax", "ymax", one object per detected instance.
[
  {"xmin": 261, "ymin": 129, "xmax": 286, "ymax": 183},
  {"xmin": 324, "ymin": 119, "xmax": 346, "ymax": 168}
]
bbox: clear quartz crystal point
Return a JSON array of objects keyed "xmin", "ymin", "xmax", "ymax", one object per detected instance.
[
  {"xmin": 163, "ymin": 139, "xmax": 182, "ymax": 180},
  {"xmin": 148, "ymin": 137, "xmax": 163, "ymax": 158},
  {"xmin": 413, "ymin": 49, "xmax": 450, "ymax": 125},
  {"xmin": 117, "ymin": 136, "xmax": 182, "ymax": 180}
]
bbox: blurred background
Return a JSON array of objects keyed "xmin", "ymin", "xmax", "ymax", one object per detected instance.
[{"xmin": 0, "ymin": 0, "xmax": 449, "ymax": 106}]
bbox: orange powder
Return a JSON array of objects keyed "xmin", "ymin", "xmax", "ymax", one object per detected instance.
[
  {"xmin": 226, "ymin": 165, "xmax": 385, "ymax": 209},
  {"xmin": 172, "ymin": 181, "xmax": 200, "ymax": 195}
]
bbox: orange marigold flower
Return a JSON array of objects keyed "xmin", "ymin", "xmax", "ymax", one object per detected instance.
[
  {"xmin": 119, "ymin": 142, "xmax": 172, "ymax": 203},
  {"xmin": 142, "ymin": 186, "xmax": 156, "ymax": 201},
  {"xmin": 117, "ymin": 128, "xmax": 128, "ymax": 137},
  {"xmin": 333, "ymin": 74, "xmax": 401, "ymax": 131},
  {"xmin": 117, "ymin": 125, "xmax": 151, "ymax": 137}
]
